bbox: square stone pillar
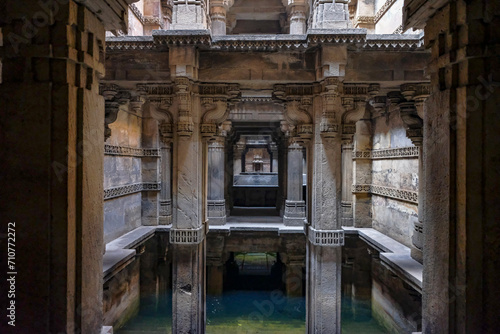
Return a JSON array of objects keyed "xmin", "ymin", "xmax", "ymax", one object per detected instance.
[
  {"xmin": 168, "ymin": 67, "xmax": 206, "ymax": 333},
  {"xmin": 171, "ymin": 0, "xmax": 209, "ymax": 30},
  {"xmin": 207, "ymin": 137, "xmax": 226, "ymax": 225},
  {"xmin": 284, "ymin": 141, "xmax": 306, "ymax": 226},
  {"xmin": 159, "ymin": 139, "xmax": 173, "ymax": 225},
  {"xmin": 352, "ymin": 117, "xmax": 372, "ymax": 227},
  {"xmin": 306, "ymin": 84, "xmax": 345, "ymax": 334},
  {"xmin": 402, "ymin": 1, "xmax": 500, "ymax": 332},
  {"xmin": 341, "ymin": 140, "xmax": 354, "ymax": 226},
  {"xmin": 0, "ymin": 0, "xmax": 133, "ymax": 332},
  {"xmin": 310, "ymin": 0, "xmax": 350, "ymax": 29}
]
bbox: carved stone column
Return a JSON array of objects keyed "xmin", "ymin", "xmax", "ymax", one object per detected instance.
[
  {"xmin": 270, "ymin": 142, "xmax": 279, "ymax": 173},
  {"xmin": 340, "ymin": 90, "xmax": 370, "ymax": 227},
  {"xmin": 311, "ymin": 0, "xmax": 350, "ymax": 29},
  {"xmin": 341, "ymin": 140, "xmax": 354, "ymax": 226},
  {"xmin": 0, "ymin": 1, "xmax": 130, "ymax": 333},
  {"xmin": 288, "ymin": 0, "xmax": 308, "ymax": 34},
  {"xmin": 306, "ymin": 78, "xmax": 345, "ymax": 334},
  {"xmin": 170, "ymin": 74, "xmax": 205, "ymax": 334},
  {"xmin": 207, "ymin": 136, "xmax": 227, "ymax": 225},
  {"xmin": 352, "ymin": 97, "xmax": 376, "ymax": 228},
  {"xmin": 159, "ymin": 134, "xmax": 173, "ymax": 225},
  {"xmin": 284, "ymin": 140, "xmax": 306, "ymax": 226},
  {"xmin": 210, "ymin": 0, "xmax": 234, "ymax": 35},
  {"xmin": 171, "ymin": 0, "xmax": 209, "ymax": 30},
  {"xmin": 233, "ymin": 140, "xmax": 245, "ymax": 176},
  {"xmin": 400, "ymin": 83, "xmax": 429, "ymax": 264}
]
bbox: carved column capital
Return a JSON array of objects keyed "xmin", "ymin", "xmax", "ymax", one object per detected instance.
[{"xmin": 100, "ymin": 83, "xmax": 130, "ymax": 141}]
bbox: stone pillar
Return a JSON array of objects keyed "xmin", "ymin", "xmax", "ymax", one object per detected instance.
[
  {"xmin": 169, "ymin": 62, "xmax": 205, "ymax": 332},
  {"xmin": 207, "ymin": 137, "xmax": 226, "ymax": 225},
  {"xmin": 341, "ymin": 140, "xmax": 354, "ymax": 226},
  {"xmin": 311, "ymin": 0, "xmax": 350, "ymax": 29},
  {"xmin": 352, "ymin": 108, "xmax": 373, "ymax": 228},
  {"xmin": 140, "ymin": 96, "xmax": 161, "ymax": 226},
  {"xmin": 159, "ymin": 137, "xmax": 173, "ymax": 225},
  {"xmin": 233, "ymin": 140, "xmax": 244, "ymax": 176},
  {"xmin": 284, "ymin": 140, "xmax": 306, "ymax": 226},
  {"xmin": 288, "ymin": 1, "xmax": 308, "ymax": 34},
  {"xmin": 0, "ymin": 1, "xmax": 131, "ymax": 333},
  {"xmin": 210, "ymin": 0, "xmax": 233, "ymax": 35},
  {"xmin": 403, "ymin": 2, "xmax": 500, "ymax": 332},
  {"xmin": 306, "ymin": 79, "xmax": 345, "ymax": 334},
  {"xmin": 270, "ymin": 143, "xmax": 279, "ymax": 173},
  {"xmin": 399, "ymin": 84, "xmax": 428, "ymax": 265},
  {"xmin": 206, "ymin": 235, "xmax": 225, "ymax": 295},
  {"xmin": 171, "ymin": 0, "xmax": 209, "ymax": 30}
]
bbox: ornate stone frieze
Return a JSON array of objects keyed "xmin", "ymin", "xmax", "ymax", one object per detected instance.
[
  {"xmin": 144, "ymin": 16, "xmax": 165, "ymax": 28},
  {"xmin": 212, "ymin": 36, "xmax": 309, "ymax": 51},
  {"xmin": 104, "ymin": 144, "xmax": 160, "ymax": 157},
  {"xmin": 137, "ymin": 83, "xmax": 174, "ymax": 96},
  {"xmin": 352, "ymin": 146, "xmax": 420, "ymax": 159},
  {"xmin": 130, "ymin": 4, "xmax": 145, "ymax": 24},
  {"xmin": 353, "ymin": 16, "xmax": 375, "ymax": 28},
  {"xmin": 308, "ymin": 227, "xmax": 345, "ymax": 247},
  {"xmin": 307, "ymin": 31, "xmax": 366, "ymax": 45},
  {"xmin": 393, "ymin": 25, "xmax": 403, "ymax": 34},
  {"xmin": 106, "ymin": 34, "xmax": 425, "ymax": 52},
  {"xmin": 104, "ymin": 182, "xmax": 161, "ymax": 200},
  {"xmin": 374, "ymin": 0, "xmax": 397, "ymax": 23},
  {"xmin": 170, "ymin": 226, "xmax": 205, "ymax": 244},
  {"xmin": 153, "ymin": 30, "xmax": 212, "ymax": 47},
  {"xmin": 106, "ymin": 37, "xmax": 156, "ymax": 51},
  {"xmin": 352, "ymin": 184, "xmax": 418, "ymax": 204},
  {"xmin": 363, "ymin": 35, "xmax": 424, "ymax": 50}
]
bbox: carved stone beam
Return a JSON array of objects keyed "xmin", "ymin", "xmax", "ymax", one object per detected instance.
[
  {"xmin": 399, "ymin": 102, "xmax": 423, "ymax": 146},
  {"xmin": 284, "ymin": 98, "xmax": 313, "ymax": 141},
  {"xmin": 401, "ymin": 83, "xmax": 431, "ymax": 119},
  {"xmin": 370, "ymin": 95, "xmax": 387, "ymax": 119},
  {"xmin": 201, "ymin": 98, "xmax": 229, "ymax": 138},
  {"xmin": 341, "ymin": 95, "xmax": 367, "ymax": 142}
]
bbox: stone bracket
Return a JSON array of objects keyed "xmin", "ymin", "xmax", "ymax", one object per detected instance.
[{"xmin": 308, "ymin": 226, "xmax": 345, "ymax": 247}]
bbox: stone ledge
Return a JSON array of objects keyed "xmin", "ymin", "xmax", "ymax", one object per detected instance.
[
  {"xmin": 209, "ymin": 222, "xmax": 304, "ymax": 235},
  {"xmin": 103, "ymin": 226, "xmax": 159, "ymax": 280},
  {"xmin": 343, "ymin": 227, "xmax": 423, "ymax": 293}
]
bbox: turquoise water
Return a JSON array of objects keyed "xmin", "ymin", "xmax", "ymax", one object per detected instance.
[{"xmin": 117, "ymin": 291, "xmax": 387, "ymax": 333}]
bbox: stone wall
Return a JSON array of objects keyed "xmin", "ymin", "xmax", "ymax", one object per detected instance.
[
  {"xmin": 371, "ymin": 255, "xmax": 421, "ymax": 333},
  {"xmin": 104, "ymin": 103, "xmax": 145, "ymax": 243},
  {"xmin": 103, "ymin": 258, "xmax": 141, "ymax": 329},
  {"xmin": 370, "ymin": 111, "xmax": 418, "ymax": 247}
]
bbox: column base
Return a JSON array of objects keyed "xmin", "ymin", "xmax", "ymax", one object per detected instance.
[
  {"xmin": 159, "ymin": 215, "xmax": 172, "ymax": 225},
  {"xmin": 284, "ymin": 200, "xmax": 306, "ymax": 226},
  {"xmin": 208, "ymin": 199, "xmax": 226, "ymax": 226}
]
